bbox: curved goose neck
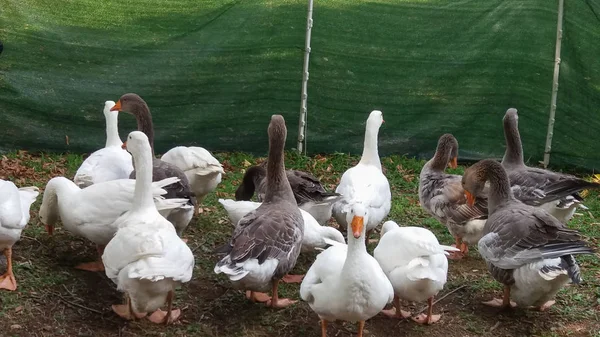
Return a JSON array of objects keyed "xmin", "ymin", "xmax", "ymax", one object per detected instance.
[
  {"xmin": 502, "ymin": 112, "xmax": 524, "ymax": 167},
  {"xmin": 104, "ymin": 110, "xmax": 122, "ymax": 147},
  {"xmin": 263, "ymin": 119, "xmax": 295, "ymax": 203},
  {"xmin": 235, "ymin": 166, "xmax": 265, "ymax": 200},
  {"xmin": 131, "ymin": 141, "xmax": 155, "ymax": 212},
  {"xmin": 130, "ymin": 101, "xmax": 155, "ymax": 156},
  {"xmin": 480, "ymin": 160, "xmax": 513, "ymax": 213},
  {"xmin": 41, "ymin": 177, "xmax": 77, "ymax": 226},
  {"xmin": 428, "ymin": 139, "xmax": 453, "ymax": 172},
  {"xmin": 358, "ymin": 121, "xmax": 382, "ymax": 170}
]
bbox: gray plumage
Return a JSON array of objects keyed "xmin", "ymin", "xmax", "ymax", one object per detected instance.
[
  {"xmin": 501, "ymin": 108, "xmax": 599, "ymax": 220},
  {"xmin": 463, "ymin": 160, "xmax": 594, "ymax": 295}
]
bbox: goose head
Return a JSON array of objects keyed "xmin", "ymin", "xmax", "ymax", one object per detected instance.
[
  {"xmin": 436, "ymin": 133, "xmax": 459, "ymax": 169},
  {"xmin": 343, "ymin": 202, "xmax": 369, "ymax": 239},
  {"xmin": 366, "ymin": 110, "xmax": 385, "ymax": 131}
]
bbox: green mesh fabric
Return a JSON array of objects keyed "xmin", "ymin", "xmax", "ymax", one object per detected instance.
[{"xmin": 1, "ymin": 0, "xmax": 598, "ymax": 170}]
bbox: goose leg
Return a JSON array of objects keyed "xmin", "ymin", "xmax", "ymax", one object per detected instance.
[
  {"xmin": 281, "ymin": 274, "xmax": 305, "ymax": 283},
  {"xmin": 357, "ymin": 320, "xmax": 365, "ymax": 337},
  {"xmin": 320, "ymin": 319, "xmax": 327, "ymax": 337},
  {"xmin": 448, "ymin": 237, "xmax": 466, "ymax": 260},
  {"xmin": 412, "ymin": 296, "xmax": 441, "ymax": 324},
  {"xmin": 112, "ymin": 294, "xmax": 147, "ymax": 320},
  {"xmin": 147, "ymin": 290, "xmax": 181, "ymax": 325},
  {"xmin": 0, "ymin": 248, "xmax": 17, "ymax": 291},
  {"xmin": 381, "ymin": 295, "xmax": 411, "ymax": 318},
  {"xmin": 75, "ymin": 244, "xmax": 106, "ymax": 272},
  {"xmin": 266, "ymin": 279, "xmax": 297, "ymax": 308},
  {"xmin": 482, "ymin": 285, "xmax": 517, "ymax": 309}
]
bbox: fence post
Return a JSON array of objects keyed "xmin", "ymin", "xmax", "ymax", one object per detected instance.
[
  {"xmin": 297, "ymin": 0, "xmax": 314, "ymax": 154},
  {"xmin": 543, "ymin": 0, "xmax": 564, "ymax": 168}
]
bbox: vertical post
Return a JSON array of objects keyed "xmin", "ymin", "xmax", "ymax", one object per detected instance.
[
  {"xmin": 543, "ymin": 0, "xmax": 564, "ymax": 168},
  {"xmin": 297, "ymin": 0, "xmax": 314, "ymax": 154}
]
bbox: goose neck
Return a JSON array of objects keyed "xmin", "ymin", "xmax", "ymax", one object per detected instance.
[
  {"xmin": 104, "ymin": 111, "xmax": 122, "ymax": 147},
  {"xmin": 262, "ymin": 132, "xmax": 294, "ymax": 203},
  {"xmin": 481, "ymin": 160, "xmax": 513, "ymax": 213},
  {"xmin": 131, "ymin": 144, "xmax": 156, "ymax": 211},
  {"xmin": 358, "ymin": 125, "xmax": 381, "ymax": 169},
  {"xmin": 502, "ymin": 115, "xmax": 524, "ymax": 167}
]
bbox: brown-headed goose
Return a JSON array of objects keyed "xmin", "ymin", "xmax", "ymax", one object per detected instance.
[
  {"xmin": 214, "ymin": 115, "xmax": 304, "ymax": 308},
  {"xmin": 462, "ymin": 159, "xmax": 594, "ymax": 311},
  {"xmin": 502, "ymin": 108, "xmax": 600, "ymax": 223},
  {"xmin": 235, "ymin": 162, "xmax": 342, "ymax": 225},
  {"xmin": 111, "ymin": 93, "xmax": 195, "ymax": 238},
  {"xmin": 419, "ymin": 134, "xmax": 488, "ymax": 259}
]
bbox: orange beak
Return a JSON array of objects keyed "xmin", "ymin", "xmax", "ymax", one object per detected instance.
[
  {"xmin": 121, "ymin": 141, "xmax": 127, "ymax": 150},
  {"xmin": 110, "ymin": 100, "xmax": 122, "ymax": 111},
  {"xmin": 45, "ymin": 224, "xmax": 54, "ymax": 236},
  {"xmin": 351, "ymin": 216, "xmax": 364, "ymax": 239},
  {"xmin": 449, "ymin": 156, "xmax": 458, "ymax": 169},
  {"xmin": 465, "ymin": 190, "xmax": 475, "ymax": 207}
]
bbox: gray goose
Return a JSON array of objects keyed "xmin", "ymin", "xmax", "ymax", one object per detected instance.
[
  {"xmin": 462, "ymin": 159, "xmax": 594, "ymax": 311},
  {"xmin": 419, "ymin": 134, "xmax": 488, "ymax": 260},
  {"xmin": 235, "ymin": 162, "xmax": 341, "ymax": 225},
  {"xmin": 111, "ymin": 93, "xmax": 195, "ymax": 237},
  {"xmin": 501, "ymin": 108, "xmax": 600, "ymax": 223},
  {"xmin": 214, "ymin": 115, "xmax": 304, "ymax": 308}
]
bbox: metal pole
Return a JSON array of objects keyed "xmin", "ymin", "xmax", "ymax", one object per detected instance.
[
  {"xmin": 543, "ymin": 0, "xmax": 564, "ymax": 168},
  {"xmin": 297, "ymin": 0, "xmax": 314, "ymax": 154}
]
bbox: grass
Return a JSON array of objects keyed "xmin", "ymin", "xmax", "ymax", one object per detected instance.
[{"xmin": 0, "ymin": 150, "xmax": 599, "ymax": 337}]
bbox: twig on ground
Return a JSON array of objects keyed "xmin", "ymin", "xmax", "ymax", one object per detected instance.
[
  {"xmin": 20, "ymin": 235, "xmax": 43, "ymax": 246},
  {"xmin": 413, "ymin": 285, "xmax": 467, "ymax": 315},
  {"xmin": 57, "ymin": 294, "xmax": 103, "ymax": 314}
]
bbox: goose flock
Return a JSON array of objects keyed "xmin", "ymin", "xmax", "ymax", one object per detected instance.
[{"xmin": 1, "ymin": 96, "xmax": 598, "ymax": 336}]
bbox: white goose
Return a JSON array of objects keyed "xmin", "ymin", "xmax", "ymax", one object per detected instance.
[
  {"xmin": 300, "ymin": 203, "xmax": 394, "ymax": 337},
  {"xmin": 39, "ymin": 174, "xmax": 189, "ymax": 272},
  {"xmin": 332, "ymin": 110, "xmax": 390, "ymax": 243},
  {"xmin": 102, "ymin": 131, "xmax": 194, "ymax": 325},
  {"xmin": 0, "ymin": 180, "xmax": 39, "ymax": 291},
  {"xmin": 161, "ymin": 146, "xmax": 225, "ymax": 215},
  {"xmin": 218, "ymin": 199, "xmax": 345, "ymax": 253},
  {"xmin": 374, "ymin": 221, "xmax": 458, "ymax": 324},
  {"xmin": 74, "ymin": 101, "xmax": 134, "ymax": 188}
]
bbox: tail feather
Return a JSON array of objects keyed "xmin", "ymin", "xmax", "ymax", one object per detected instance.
[
  {"xmin": 538, "ymin": 179, "xmax": 600, "ymax": 204},
  {"xmin": 540, "ymin": 242, "xmax": 594, "ymax": 260},
  {"xmin": 560, "ymin": 255, "xmax": 583, "ymax": 284}
]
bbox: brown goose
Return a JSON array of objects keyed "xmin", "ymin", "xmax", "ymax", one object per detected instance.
[
  {"xmin": 501, "ymin": 108, "xmax": 600, "ymax": 223},
  {"xmin": 419, "ymin": 134, "xmax": 488, "ymax": 260},
  {"xmin": 111, "ymin": 94, "xmax": 195, "ymax": 237},
  {"xmin": 214, "ymin": 115, "xmax": 304, "ymax": 308},
  {"xmin": 462, "ymin": 159, "xmax": 594, "ymax": 311},
  {"xmin": 235, "ymin": 163, "xmax": 341, "ymax": 225}
]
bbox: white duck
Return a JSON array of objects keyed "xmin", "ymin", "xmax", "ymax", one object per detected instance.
[
  {"xmin": 161, "ymin": 146, "xmax": 225, "ymax": 215},
  {"xmin": 74, "ymin": 101, "xmax": 134, "ymax": 188},
  {"xmin": 374, "ymin": 221, "xmax": 458, "ymax": 324},
  {"xmin": 0, "ymin": 180, "xmax": 39, "ymax": 291},
  {"xmin": 300, "ymin": 203, "xmax": 394, "ymax": 337},
  {"xmin": 39, "ymin": 174, "xmax": 189, "ymax": 272},
  {"xmin": 218, "ymin": 199, "xmax": 345, "ymax": 253},
  {"xmin": 332, "ymin": 110, "xmax": 390, "ymax": 243},
  {"xmin": 102, "ymin": 131, "xmax": 194, "ymax": 325}
]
